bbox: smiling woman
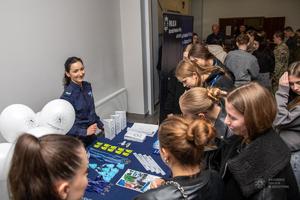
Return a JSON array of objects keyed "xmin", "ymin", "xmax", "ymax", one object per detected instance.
[{"xmin": 61, "ymin": 57, "xmax": 103, "ymax": 147}]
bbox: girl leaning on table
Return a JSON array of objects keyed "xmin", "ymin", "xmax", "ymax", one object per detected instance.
[
  {"xmin": 179, "ymin": 87, "xmax": 232, "ymax": 172},
  {"xmin": 134, "ymin": 115, "xmax": 224, "ymax": 200},
  {"xmin": 273, "ymin": 61, "xmax": 300, "ymax": 191}
]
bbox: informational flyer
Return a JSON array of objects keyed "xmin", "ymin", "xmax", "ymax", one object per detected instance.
[{"xmin": 116, "ymin": 169, "xmax": 160, "ymax": 193}]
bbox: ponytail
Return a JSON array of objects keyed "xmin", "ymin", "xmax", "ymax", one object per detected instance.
[
  {"xmin": 8, "ymin": 134, "xmax": 58, "ymax": 200},
  {"xmin": 186, "ymin": 117, "xmax": 216, "ymax": 148},
  {"xmin": 159, "ymin": 115, "xmax": 216, "ymax": 166},
  {"xmin": 179, "ymin": 87, "xmax": 226, "ymax": 117},
  {"xmin": 8, "ymin": 133, "xmax": 84, "ymax": 200}
]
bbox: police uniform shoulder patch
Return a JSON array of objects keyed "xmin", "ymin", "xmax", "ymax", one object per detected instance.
[{"xmin": 65, "ymin": 91, "xmax": 72, "ymax": 96}]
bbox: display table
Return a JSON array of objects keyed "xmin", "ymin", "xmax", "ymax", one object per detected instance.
[{"xmin": 83, "ymin": 123, "xmax": 170, "ymax": 200}]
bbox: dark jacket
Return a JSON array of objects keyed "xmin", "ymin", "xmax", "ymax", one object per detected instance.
[
  {"xmin": 204, "ymin": 68, "xmax": 235, "ymax": 92},
  {"xmin": 214, "ymin": 100, "xmax": 232, "ymax": 139},
  {"xmin": 219, "ymin": 130, "xmax": 299, "ymax": 200},
  {"xmin": 206, "ymin": 32, "xmax": 225, "ymax": 46},
  {"xmin": 60, "ymin": 81, "xmax": 103, "ymax": 137},
  {"xmin": 204, "ymin": 101, "xmax": 233, "ymax": 171},
  {"xmin": 159, "ymin": 71, "xmax": 186, "ymax": 123},
  {"xmin": 253, "ymin": 48, "xmax": 275, "ymax": 73},
  {"xmin": 134, "ymin": 170, "xmax": 224, "ymax": 200}
]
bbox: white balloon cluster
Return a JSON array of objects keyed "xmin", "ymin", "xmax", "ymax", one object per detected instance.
[{"xmin": 0, "ymin": 99, "xmax": 75, "ymax": 199}]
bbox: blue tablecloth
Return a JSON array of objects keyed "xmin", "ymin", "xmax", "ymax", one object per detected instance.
[{"xmin": 84, "ymin": 123, "xmax": 170, "ymax": 200}]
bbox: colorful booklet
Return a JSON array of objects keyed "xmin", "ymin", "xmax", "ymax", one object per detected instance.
[{"xmin": 116, "ymin": 169, "xmax": 160, "ymax": 193}]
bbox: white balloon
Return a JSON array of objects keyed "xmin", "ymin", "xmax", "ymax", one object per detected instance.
[
  {"xmin": 35, "ymin": 111, "xmax": 41, "ymax": 126},
  {"xmin": 27, "ymin": 126, "xmax": 59, "ymax": 138},
  {"xmin": 0, "ymin": 104, "xmax": 36, "ymax": 143},
  {"xmin": 38, "ymin": 99, "xmax": 75, "ymax": 134},
  {"xmin": 0, "ymin": 133, "xmax": 5, "ymax": 143}
]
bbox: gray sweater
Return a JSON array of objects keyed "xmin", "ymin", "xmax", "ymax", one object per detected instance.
[
  {"xmin": 274, "ymin": 85, "xmax": 300, "ymax": 152},
  {"xmin": 225, "ymin": 49, "xmax": 259, "ymax": 87}
]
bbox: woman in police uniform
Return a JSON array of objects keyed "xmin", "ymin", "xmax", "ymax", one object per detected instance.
[{"xmin": 61, "ymin": 56, "xmax": 103, "ymax": 147}]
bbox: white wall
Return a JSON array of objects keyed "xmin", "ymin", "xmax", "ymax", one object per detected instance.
[
  {"xmin": 191, "ymin": 0, "xmax": 203, "ymax": 39},
  {"xmin": 202, "ymin": 0, "xmax": 300, "ymax": 38},
  {"xmin": 0, "ymin": 0, "xmax": 124, "ymax": 114},
  {"xmin": 120, "ymin": 0, "xmax": 147, "ymax": 114}
]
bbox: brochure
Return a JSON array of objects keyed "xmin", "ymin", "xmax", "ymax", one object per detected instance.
[{"xmin": 116, "ymin": 169, "xmax": 160, "ymax": 193}]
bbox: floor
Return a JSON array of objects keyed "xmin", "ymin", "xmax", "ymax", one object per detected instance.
[{"xmin": 126, "ymin": 105, "xmax": 159, "ymax": 125}]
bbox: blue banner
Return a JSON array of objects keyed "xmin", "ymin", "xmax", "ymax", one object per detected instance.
[{"xmin": 159, "ymin": 13, "xmax": 193, "ymax": 123}]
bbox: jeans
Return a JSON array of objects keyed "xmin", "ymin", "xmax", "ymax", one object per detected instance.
[{"xmin": 291, "ymin": 151, "xmax": 300, "ymax": 191}]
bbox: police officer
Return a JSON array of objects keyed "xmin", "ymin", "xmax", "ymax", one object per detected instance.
[{"xmin": 61, "ymin": 56, "xmax": 103, "ymax": 147}]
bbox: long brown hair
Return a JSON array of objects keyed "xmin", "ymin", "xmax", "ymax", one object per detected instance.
[
  {"xmin": 226, "ymin": 82, "xmax": 277, "ymax": 142},
  {"xmin": 288, "ymin": 61, "xmax": 300, "ymax": 110},
  {"xmin": 8, "ymin": 134, "xmax": 84, "ymax": 200},
  {"xmin": 175, "ymin": 59, "xmax": 219, "ymax": 87},
  {"xmin": 188, "ymin": 43, "xmax": 215, "ymax": 61},
  {"xmin": 158, "ymin": 115, "xmax": 216, "ymax": 166}
]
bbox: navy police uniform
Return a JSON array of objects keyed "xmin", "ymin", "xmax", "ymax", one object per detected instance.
[{"xmin": 61, "ymin": 81, "xmax": 103, "ymax": 145}]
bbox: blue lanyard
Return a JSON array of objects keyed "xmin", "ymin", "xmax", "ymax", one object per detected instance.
[{"xmin": 209, "ymin": 74, "xmax": 220, "ymax": 87}]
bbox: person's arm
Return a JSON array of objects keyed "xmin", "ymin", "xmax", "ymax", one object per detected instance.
[
  {"xmin": 248, "ymin": 58, "xmax": 260, "ymax": 80},
  {"xmin": 87, "ymin": 83, "xmax": 104, "ymax": 129},
  {"xmin": 274, "ymin": 72, "xmax": 300, "ymax": 128},
  {"xmin": 61, "ymin": 89, "xmax": 88, "ymax": 136},
  {"xmin": 269, "ymin": 51, "xmax": 276, "ymax": 74},
  {"xmin": 67, "ymin": 125, "xmax": 87, "ymax": 137}
]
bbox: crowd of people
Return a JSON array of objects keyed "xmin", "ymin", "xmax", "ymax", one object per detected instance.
[
  {"xmin": 141, "ymin": 24, "xmax": 300, "ymax": 199},
  {"xmin": 6, "ymin": 25, "xmax": 300, "ymax": 200}
]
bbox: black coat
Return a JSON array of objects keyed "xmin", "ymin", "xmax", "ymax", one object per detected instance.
[
  {"xmin": 219, "ymin": 130, "xmax": 299, "ymax": 200},
  {"xmin": 134, "ymin": 170, "xmax": 224, "ymax": 200},
  {"xmin": 204, "ymin": 69, "xmax": 235, "ymax": 92}
]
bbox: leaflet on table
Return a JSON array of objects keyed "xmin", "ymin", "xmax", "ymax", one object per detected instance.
[
  {"xmin": 128, "ymin": 123, "xmax": 158, "ymax": 137},
  {"xmin": 133, "ymin": 153, "xmax": 166, "ymax": 175},
  {"xmin": 124, "ymin": 130, "xmax": 147, "ymax": 142},
  {"xmin": 116, "ymin": 169, "xmax": 160, "ymax": 193}
]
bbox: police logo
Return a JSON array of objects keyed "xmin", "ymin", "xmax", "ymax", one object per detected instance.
[
  {"xmin": 164, "ymin": 16, "xmax": 168, "ymax": 32},
  {"xmin": 254, "ymin": 178, "xmax": 266, "ymax": 189}
]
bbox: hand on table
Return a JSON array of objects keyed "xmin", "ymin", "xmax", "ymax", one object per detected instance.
[{"xmin": 87, "ymin": 123, "xmax": 97, "ymax": 135}]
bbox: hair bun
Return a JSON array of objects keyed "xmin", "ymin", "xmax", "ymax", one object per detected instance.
[
  {"xmin": 207, "ymin": 87, "xmax": 227, "ymax": 102},
  {"xmin": 186, "ymin": 118, "xmax": 216, "ymax": 147}
]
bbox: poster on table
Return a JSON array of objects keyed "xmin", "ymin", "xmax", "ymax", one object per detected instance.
[{"xmin": 159, "ymin": 13, "xmax": 194, "ymax": 122}]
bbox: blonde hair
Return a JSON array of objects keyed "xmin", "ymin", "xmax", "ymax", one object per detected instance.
[
  {"xmin": 288, "ymin": 61, "xmax": 300, "ymax": 110},
  {"xmin": 159, "ymin": 115, "xmax": 216, "ymax": 166},
  {"xmin": 227, "ymin": 82, "xmax": 277, "ymax": 141},
  {"xmin": 175, "ymin": 59, "xmax": 219, "ymax": 87},
  {"xmin": 179, "ymin": 87, "xmax": 227, "ymax": 117}
]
